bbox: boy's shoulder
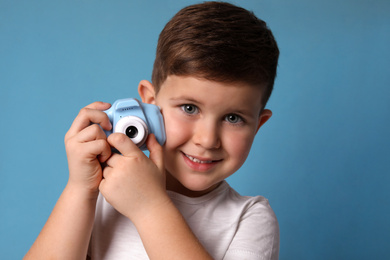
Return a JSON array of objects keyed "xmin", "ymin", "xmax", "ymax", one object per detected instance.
[{"xmin": 168, "ymin": 181, "xmax": 279, "ymax": 259}]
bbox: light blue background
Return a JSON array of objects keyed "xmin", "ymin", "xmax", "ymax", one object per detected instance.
[{"xmin": 1, "ymin": 0, "xmax": 389, "ymax": 259}]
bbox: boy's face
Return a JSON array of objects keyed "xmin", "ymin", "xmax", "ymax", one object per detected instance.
[{"xmin": 141, "ymin": 76, "xmax": 271, "ymax": 197}]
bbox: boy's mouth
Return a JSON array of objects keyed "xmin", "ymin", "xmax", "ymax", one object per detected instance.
[
  {"xmin": 184, "ymin": 154, "xmax": 213, "ymax": 164},
  {"xmin": 182, "ymin": 152, "xmax": 222, "ymax": 164},
  {"xmin": 181, "ymin": 152, "xmax": 222, "ymax": 172}
]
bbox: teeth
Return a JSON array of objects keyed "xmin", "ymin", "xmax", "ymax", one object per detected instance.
[{"xmin": 185, "ymin": 154, "xmax": 213, "ymax": 164}]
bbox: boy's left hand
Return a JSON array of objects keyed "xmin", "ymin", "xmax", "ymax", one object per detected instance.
[{"xmin": 99, "ymin": 133, "xmax": 170, "ymax": 221}]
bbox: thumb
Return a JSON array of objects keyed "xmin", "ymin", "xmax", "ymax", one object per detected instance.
[{"xmin": 146, "ymin": 134, "xmax": 164, "ymax": 172}]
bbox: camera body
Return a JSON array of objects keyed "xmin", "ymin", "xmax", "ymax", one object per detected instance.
[{"xmin": 104, "ymin": 98, "xmax": 166, "ymax": 151}]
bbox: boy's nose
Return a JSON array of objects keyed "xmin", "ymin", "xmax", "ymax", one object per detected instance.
[{"xmin": 193, "ymin": 120, "xmax": 221, "ymax": 150}]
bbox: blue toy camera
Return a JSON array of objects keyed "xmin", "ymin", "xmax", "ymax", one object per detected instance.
[{"xmin": 104, "ymin": 98, "xmax": 166, "ymax": 151}]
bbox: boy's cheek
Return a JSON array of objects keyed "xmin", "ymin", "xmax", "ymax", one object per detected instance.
[
  {"xmin": 162, "ymin": 115, "xmax": 189, "ymax": 146},
  {"xmin": 224, "ymin": 132, "xmax": 254, "ymax": 160}
]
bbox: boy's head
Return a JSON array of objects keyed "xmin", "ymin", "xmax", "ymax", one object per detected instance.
[
  {"xmin": 152, "ymin": 1, "xmax": 279, "ymax": 109},
  {"xmin": 138, "ymin": 1, "xmax": 279, "ymax": 196}
]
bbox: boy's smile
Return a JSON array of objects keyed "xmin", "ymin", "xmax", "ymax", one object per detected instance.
[
  {"xmin": 182, "ymin": 152, "xmax": 223, "ymax": 172},
  {"xmin": 141, "ymin": 75, "xmax": 271, "ymax": 197}
]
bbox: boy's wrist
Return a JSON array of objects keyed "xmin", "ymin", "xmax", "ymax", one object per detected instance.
[
  {"xmin": 128, "ymin": 192, "xmax": 174, "ymax": 225},
  {"xmin": 65, "ymin": 181, "xmax": 100, "ymax": 202}
]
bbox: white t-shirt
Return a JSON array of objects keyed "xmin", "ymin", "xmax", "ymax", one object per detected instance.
[{"xmin": 89, "ymin": 181, "xmax": 279, "ymax": 260}]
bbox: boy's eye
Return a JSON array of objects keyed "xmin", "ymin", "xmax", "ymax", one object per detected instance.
[
  {"xmin": 181, "ymin": 104, "xmax": 199, "ymax": 115},
  {"xmin": 225, "ymin": 114, "xmax": 243, "ymax": 124}
]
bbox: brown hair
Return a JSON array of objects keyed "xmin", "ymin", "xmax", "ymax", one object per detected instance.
[{"xmin": 152, "ymin": 1, "xmax": 279, "ymax": 107}]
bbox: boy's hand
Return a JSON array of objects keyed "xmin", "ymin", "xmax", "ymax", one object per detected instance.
[
  {"xmin": 99, "ymin": 134, "xmax": 213, "ymax": 260},
  {"xmin": 99, "ymin": 133, "xmax": 170, "ymax": 221},
  {"xmin": 64, "ymin": 102, "xmax": 112, "ymax": 196}
]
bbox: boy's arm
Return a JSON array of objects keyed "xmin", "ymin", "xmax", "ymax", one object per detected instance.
[
  {"xmin": 24, "ymin": 102, "xmax": 112, "ymax": 259},
  {"xmin": 135, "ymin": 200, "xmax": 213, "ymax": 260},
  {"xmin": 24, "ymin": 184, "xmax": 97, "ymax": 260},
  {"xmin": 99, "ymin": 134, "xmax": 213, "ymax": 260}
]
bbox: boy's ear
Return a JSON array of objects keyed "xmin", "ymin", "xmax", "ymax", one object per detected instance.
[
  {"xmin": 256, "ymin": 109, "xmax": 272, "ymax": 134},
  {"xmin": 138, "ymin": 80, "xmax": 156, "ymax": 104}
]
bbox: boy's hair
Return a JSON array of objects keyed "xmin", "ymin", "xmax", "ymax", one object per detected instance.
[{"xmin": 152, "ymin": 1, "xmax": 279, "ymax": 108}]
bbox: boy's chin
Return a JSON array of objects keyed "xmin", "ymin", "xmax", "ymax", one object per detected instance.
[{"xmin": 165, "ymin": 173, "xmax": 220, "ymax": 197}]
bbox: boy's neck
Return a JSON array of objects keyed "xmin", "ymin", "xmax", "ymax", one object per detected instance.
[{"xmin": 165, "ymin": 171, "xmax": 221, "ymax": 197}]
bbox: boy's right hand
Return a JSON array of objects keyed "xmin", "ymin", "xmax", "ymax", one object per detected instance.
[{"xmin": 64, "ymin": 102, "xmax": 112, "ymax": 196}]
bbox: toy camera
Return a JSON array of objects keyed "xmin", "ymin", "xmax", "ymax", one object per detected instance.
[{"xmin": 104, "ymin": 98, "xmax": 166, "ymax": 151}]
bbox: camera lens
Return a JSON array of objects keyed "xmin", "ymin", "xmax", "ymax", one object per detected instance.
[
  {"xmin": 114, "ymin": 116, "xmax": 148, "ymax": 148},
  {"xmin": 125, "ymin": 126, "xmax": 138, "ymax": 139}
]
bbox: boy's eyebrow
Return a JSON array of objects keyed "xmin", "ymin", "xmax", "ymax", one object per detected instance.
[{"xmin": 169, "ymin": 96, "xmax": 201, "ymax": 104}]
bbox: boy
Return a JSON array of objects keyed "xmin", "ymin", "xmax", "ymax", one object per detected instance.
[{"xmin": 25, "ymin": 1, "xmax": 280, "ymax": 259}]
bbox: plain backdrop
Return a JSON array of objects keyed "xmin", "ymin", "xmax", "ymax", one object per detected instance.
[{"xmin": 1, "ymin": 0, "xmax": 389, "ymax": 259}]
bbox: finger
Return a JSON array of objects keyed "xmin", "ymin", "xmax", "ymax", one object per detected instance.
[
  {"xmin": 98, "ymin": 177, "xmax": 107, "ymax": 195},
  {"xmin": 79, "ymin": 139, "xmax": 111, "ymax": 163},
  {"xmin": 104, "ymin": 152, "xmax": 123, "ymax": 168},
  {"xmin": 73, "ymin": 103, "xmax": 112, "ymax": 133},
  {"xmin": 101, "ymin": 164, "xmax": 113, "ymax": 179},
  {"xmin": 107, "ymin": 133, "xmax": 144, "ymax": 158},
  {"xmin": 97, "ymin": 140, "xmax": 112, "ymax": 163},
  {"xmin": 67, "ymin": 102, "xmax": 112, "ymax": 138},
  {"xmin": 75, "ymin": 124, "xmax": 108, "ymax": 143},
  {"xmin": 146, "ymin": 134, "xmax": 164, "ymax": 172},
  {"xmin": 84, "ymin": 101, "xmax": 111, "ymax": 110}
]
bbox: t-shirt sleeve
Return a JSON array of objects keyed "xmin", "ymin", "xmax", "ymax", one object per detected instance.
[{"xmin": 223, "ymin": 198, "xmax": 280, "ymax": 260}]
